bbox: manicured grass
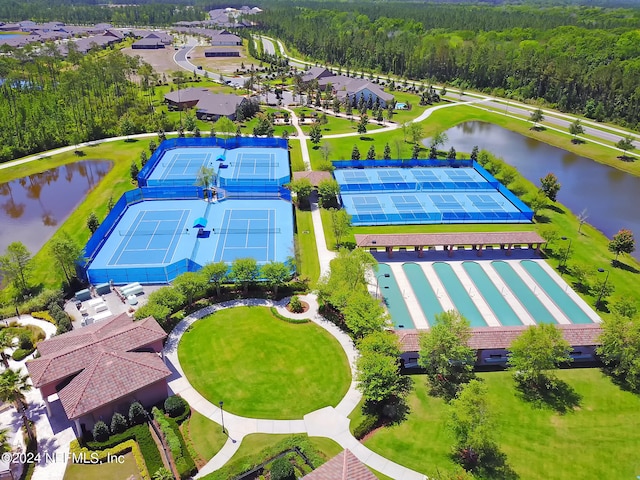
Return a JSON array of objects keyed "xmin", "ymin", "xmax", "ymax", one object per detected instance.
[
  {"xmin": 363, "ymin": 370, "xmax": 640, "ymax": 479},
  {"xmin": 183, "ymin": 409, "xmax": 227, "ymax": 463},
  {"xmin": 292, "ymin": 106, "xmax": 384, "ymax": 136},
  {"xmin": 289, "ymin": 140, "xmax": 305, "ymax": 172},
  {"xmin": 63, "ymin": 452, "xmax": 140, "ymax": 480},
  {"xmin": 178, "ymin": 307, "xmax": 350, "ymax": 419},
  {"xmin": 295, "ymin": 208, "xmax": 320, "ymax": 283}
]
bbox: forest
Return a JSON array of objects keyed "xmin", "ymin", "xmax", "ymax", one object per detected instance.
[{"xmin": 255, "ymin": 2, "xmax": 640, "ymax": 128}]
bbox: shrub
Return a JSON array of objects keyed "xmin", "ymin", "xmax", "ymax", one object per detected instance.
[
  {"xmin": 18, "ymin": 333, "xmax": 33, "ymax": 350},
  {"xmin": 270, "ymin": 457, "xmax": 295, "ymax": 480},
  {"xmin": 12, "ymin": 349, "xmax": 32, "ymax": 361},
  {"xmin": 69, "ymin": 439, "xmax": 149, "ymax": 480},
  {"xmin": 353, "ymin": 414, "xmax": 379, "ymax": 440},
  {"xmin": 92, "ymin": 421, "xmax": 110, "ymax": 442},
  {"xmin": 30, "ymin": 311, "xmax": 56, "ymax": 324},
  {"xmin": 129, "ymin": 401, "xmax": 148, "ymax": 426},
  {"xmin": 111, "ymin": 412, "xmax": 128, "ymax": 434},
  {"xmin": 289, "ymin": 296, "xmax": 303, "ymax": 313},
  {"xmin": 164, "ymin": 395, "xmax": 186, "ymax": 418},
  {"xmin": 21, "ymin": 289, "xmax": 64, "ymax": 313},
  {"xmin": 269, "ymin": 307, "xmax": 309, "ymax": 324}
]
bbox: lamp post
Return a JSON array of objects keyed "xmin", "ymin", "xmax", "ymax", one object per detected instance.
[
  {"xmin": 376, "ymin": 273, "xmax": 390, "ymax": 299},
  {"xmin": 219, "ymin": 401, "xmax": 225, "ymax": 433},
  {"xmin": 560, "ymin": 236, "xmax": 572, "ymax": 273},
  {"xmin": 596, "ymin": 268, "xmax": 611, "ymax": 310}
]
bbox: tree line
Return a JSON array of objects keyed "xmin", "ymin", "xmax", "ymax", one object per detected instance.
[{"xmin": 255, "ymin": 2, "xmax": 640, "ymax": 128}]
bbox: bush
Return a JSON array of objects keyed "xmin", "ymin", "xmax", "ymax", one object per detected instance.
[
  {"xmin": 289, "ymin": 296, "xmax": 303, "ymax": 313},
  {"xmin": 353, "ymin": 414, "xmax": 379, "ymax": 440},
  {"xmin": 111, "ymin": 412, "xmax": 128, "ymax": 434},
  {"xmin": 12, "ymin": 348, "xmax": 33, "ymax": 361},
  {"xmin": 18, "ymin": 333, "xmax": 33, "ymax": 350},
  {"xmin": 164, "ymin": 395, "xmax": 186, "ymax": 418},
  {"xmin": 270, "ymin": 457, "xmax": 295, "ymax": 480},
  {"xmin": 269, "ymin": 307, "xmax": 310, "ymax": 324},
  {"xmin": 92, "ymin": 421, "xmax": 110, "ymax": 442},
  {"xmin": 153, "ymin": 407, "xmax": 196, "ymax": 479},
  {"xmin": 30, "ymin": 311, "xmax": 56, "ymax": 324},
  {"xmin": 129, "ymin": 401, "xmax": 148, "ymax": 426},
  {"xmin": 21, "ymin": 289, "xmax": 64, "ymax": 313}
]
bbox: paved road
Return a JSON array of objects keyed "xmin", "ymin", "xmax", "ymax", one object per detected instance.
[
  {"xmin": 173, "ymin": 44, "xmax": 247, "ymax": 87},
  {"xmin": 257, "ymin": 35, "xmax": 640, "ymax": 154}
]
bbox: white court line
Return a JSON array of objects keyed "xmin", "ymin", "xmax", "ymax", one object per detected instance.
[
  {"xmin": 478, "ymin": 261, "xmax": 536, "ymax": 326},
  {"xmin": 449, "ymin": 262, "xmax": 501, "ymax": 327},
  {"xmin": 143, "ymin": 220, "xmax": 163, "ymax": 250},
  {"xmin": 418, "ymin": 263, "xmax": 456, "ymax": 312},
  {"xmin": 266, "ymin": 209, "xmax": 272, "ymax": 261},
  {"xmin": 112, "ymin": 212, "xmax": 149, "ymax": 265},
  {"xmin": 161, "ymin": 210, "xmax": 189, "ymax": 264},
  {"xmin": 387, "ymin": 263, "xmax": 429, "ymax": 329}
]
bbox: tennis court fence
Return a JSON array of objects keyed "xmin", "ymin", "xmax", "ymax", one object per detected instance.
[
  {"xmin": 87, "ymin": 258, "xmax": 203, "ymax": 285},
  {"xmin": 332, "ymin": 158, "xmax": 476, "ymax": 169}
]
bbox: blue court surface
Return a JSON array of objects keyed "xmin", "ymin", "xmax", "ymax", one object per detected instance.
[
  {"xmin": 336, "ymin": 167, "xmax": 532, "ymax": 225},
  {"xmin": 144, "ymin": 147, "xmax": 225, "ymax": 186},
  {"xmin": 86, "ymin": 198, "xmax": 294, "ymax": 284}
]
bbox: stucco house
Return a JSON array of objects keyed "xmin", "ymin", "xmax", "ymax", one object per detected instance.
[{"xmin": 26, "ymin": 313, "xmax": 170, "ymax": 437}]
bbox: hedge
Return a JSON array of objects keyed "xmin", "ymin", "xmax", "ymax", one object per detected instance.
[
  {"xmin": 201, "ymin": 435, "xmax": 324, "ymax": 480},
  {"xmin": 12, "ymin": 348, "xmax": 34, "ymax": 361},
  {"xmin": 153, "ymin": 408, "xmax": 197, "ymax": 479},
  {"xmin": 30, "ymin": 311, "xmax": 56, "ymax": 324},
  {"xmin": 269, "ymin": 307, "xmax": 309, "ymax": 324},
  {"xmin": 84, "ymin": 424, "xmax": 163, "ymax": 476},
  {"xmin": 69, "ymin": 439, "xmax": 150, "ymax": 480},
  {"xmin": 353, "ymin": 414, "xmax": 380, "ymax": 440}
]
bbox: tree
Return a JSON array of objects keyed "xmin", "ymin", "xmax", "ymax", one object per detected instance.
[
  {"xmin": 287, "ymin": 178, "xmax": 313, "ymax": 207},
  {"xmin": 430, "ymin": 131, "xmax": 448, "ymax": 151},
  {"xmin": 351, "ymin": 145, "xmax": 361, "ymax": 160},
  {"xmin": 330, "ymin": 208, "xmax": 352, "ymax": 248},
  {"xmin": 140, "ymin": 150, "xmax": 149, "ymax": 167},
  {"xmin": 418, "ymin": 311, "xmax": 475, "ymax": 400},
  {"xmin": 569, "ymin": 119, "xmax": 584, "ymax": 143},
  {"xmin": 409, "ymin": 122, "xmax": 424, "ymax": 144},
  {"xmin": 0, "ymin": 333, "xmax": 13, "ymax": 368},
  {"xmin": 201, "ymin": 261, "xmax": 228, "ymax": 296},
  {"xmin": 270, "ymin": 457, "xmax": 295, "ymax": 480},
  {"xmin": 130, "ymin": 160, "xmax": 140, "ymax": 182},
  {"xmin": 411, "ymin": 143, "xmax": 421, "ymax": 159},
  {"xmin": 615, "ymin": 135, "xmax": 636, "ymax": 158},
  {"xmin": 229, "ymin": 257, "xmax": 260, "ymax": 294},
  {"xmin": 110, "ymin": 412, "xmax": 128, "ymax": 434},
  {"xmin": 608, "ymin": 228, "xmax": 635, "ymax": 261},
  {"xmin": 470, "ymin": 145, "xmax": 479, "ymax": 162},
  {"xmin": 48, "ymin": 232, "xmax": 83, "ymax": 284},
  {"xmin": 87, "ymin": 211, "xmax": 100, "ymax": 234},
  {"xmin": 261, "ymin": 261, "xmax": 291, "ymax": 297},
  {"xmin": 146, "ymin": 286, "xmax": 186, "ymax": 313},
  {"xmin": 597, "ymin": 314, "xmax": 640, "ymax": 392},
  {"xmin": 344, "ymin": 290, "xmax": 390, "ymax": 339},
  {"xmin": 383, "ymin": 143, "xmax": 392, "ymax": 160},
  {"xmin": 214, "ymin": 116, "xmax": 235, "ymax": 135},
  {"xmin": 0, "ymin": 369, "xmax": 34, "ymax": 442},
  {"xmin": 539, "ymin": 172, "xmax": 561, "ymax": 202},
  {"xmin": 92, "ymin": 421, "xmax": 109, "ymax": 443},
  {"xmin": 172, "ymin": 271, "xmax": 208, "ymax": 305},
  {"xmin": 577, "ymin": 208, "xmax": 589, "ymax": 233},
  {"xmin": 317, "ymin": 179, "xmax": 340, "ymax": 208},
  {"xmin": 184, "ymin": 113, "xmax": 196, "ymax": 132},
  {"xmin": 449, "ymin": 380, "xmax": 503, "ymax": 474},
  {"xmin": 134, "ymin": 302, "xmax": 171, "ymax": 324},
  {"xmin": 529, "ymin": 108, "xmax": 544, "ymax": 129},
  {"xmin": 357, "ymin": 115, "xmax": 369, "ymax": 134},
  {"xmin": 508, "ymin": 324, "xmax": 572, "ymax": 391},
  {"xmin": 356, "ymin": 347, "xmax": 411, "ymax": 405},
  {"xmin": 320, "ymin": 142, "xmax": 332, "ymax": 163},
  {"xmin": 195, "ymin": 165, "xmax": 217, "ymax": 200},
  {"xmin": 148, "ymin": 139, "xmax": 157, "ymax": 154},
  {"xmin": 316, "ymin": 249, "xmax": 376, "ymax": 310},
  {"xmin": 447, "ymin": 147, "xmax": 457, "ymax": 160},
  {"xmin": 366, "ymin": 145, "xmax": 376, "ymax": 160},
  {"xmin": 0, "ymin": 242, "xmax": 33, "ymax": 296},
  {"xmin": 309, "ymin": 123, "xmax": 322, "ymax": 144},
  {"xmin": 129, "ymin": 401, "xmax": 148, "ymax": 426}
]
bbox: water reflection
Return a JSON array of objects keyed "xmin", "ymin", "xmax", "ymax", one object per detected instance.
[
  {"xmin": 435, "ymin": 121, "xmax": 640, "ymax": 261},
  {"xmin": 0, "ymin": 160, "xmax": 112, "ymax": 256}
]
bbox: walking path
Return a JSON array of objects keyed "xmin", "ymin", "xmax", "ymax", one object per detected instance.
[{"xmin": 163, "ymin": 295, "xmax": 427, "ymax": 480}]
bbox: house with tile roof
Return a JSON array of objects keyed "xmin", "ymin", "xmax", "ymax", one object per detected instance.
[
  {"xmin": 303, "ymin": 449, "xmax": 377, "ymax": 480},
  {"xmin": 164, "ymin": 88, "xmax": 247, "ymax": 121},
  {"xmin": 26, "ymin": 313, "xmax": 170, "ymax": 437}
]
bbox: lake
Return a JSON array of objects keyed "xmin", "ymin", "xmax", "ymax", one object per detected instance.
[
  {"xmin": 433, "ymin": 121, "xmax": 640, "ymax": 261},
  {"xmin": 0, "ymin": 160, "xmax": 112, "ymax": 256}
]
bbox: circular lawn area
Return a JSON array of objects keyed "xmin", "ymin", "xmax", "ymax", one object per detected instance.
[{"xmin": 178, "ymin": 306, "xmax": 351, "ymax": 419}]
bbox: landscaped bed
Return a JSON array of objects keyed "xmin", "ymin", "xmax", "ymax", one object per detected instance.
[
  {"xmin": 361, "ymin": 369, "xmax": 640, "ymax": 479},
  {"xmin": 178, "ymin": 306, "xmax": 351, "ymax": 419}
]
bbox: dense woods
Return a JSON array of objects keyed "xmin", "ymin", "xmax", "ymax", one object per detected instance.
[{"xmin": 256, "ymin": 2, "xmax": 640, "ymax": 128}]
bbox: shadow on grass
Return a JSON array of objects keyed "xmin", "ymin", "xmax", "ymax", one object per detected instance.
[
  {"xmin": 546, "ymin": 204, "xmax": 564, "ymax": 214},
  {"xmin": 360, "ymin": 136, "xmax": 375, "ymax": 141},
  {"xmin": 617, "ymin": 155, "xmax": 636, "ymax": 162},
  {"xmin": 530, "ymin": 126, "xmax": 546, "ymax": 131},
  {"xmin": 571, "ymin": 138, "xmax": 586, "ymax": 145},
  {"xmin": 533, "ymin": 214, "xmax": 551, "ymax": 224},
  {"xmin": 611, "ymin": 259, "xmax": 639, "ymax": 274},
  {"xmin": 515, "ymin": 377, "xmax": 582, "ymax": 414},
  {"xmin": 453, "ymin": 444, "xmax": 519, "ymax": 480}
]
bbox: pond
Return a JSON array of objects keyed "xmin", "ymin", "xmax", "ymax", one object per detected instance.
[
  {"xmin": 431, "ymin": 121, "xmax": 640, "ymax": 261},
  {"xmin": 0, "ymin": 160, "xmax": 112, "ymax": 256}
]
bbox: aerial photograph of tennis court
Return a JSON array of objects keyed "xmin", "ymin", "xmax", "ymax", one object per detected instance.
[
  {"xmin": 83, "ymin": 137, "xmax": 294, "ymax": 284},
  {"xmin": 333, "ymin": 162, "xmax": 533, "ymax": 225}
]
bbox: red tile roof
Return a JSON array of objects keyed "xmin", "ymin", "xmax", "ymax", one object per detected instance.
[
  {"xmin": 27, "ymin": 313, "xmax": 167, "ymax": 388},
  {"xmin": 304, "ymin": 450, "xmax": 376, "ymax": 480},
  {"xmin": 292, "ymin": 171, "xmax": 333, "ymax": 186},
  {"xmin": 397, "ymin": 324, "xmax": 602, "ymax": 352},
  {"xmin": 355, "ymin": 231, "xmax": 546, "ymax": 248}
]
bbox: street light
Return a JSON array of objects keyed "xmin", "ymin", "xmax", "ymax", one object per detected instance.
[
  {"xmin": 560, "ymin": 236, "xmax": 572, "ymax": 273},
  {"xmin": 596, "ymin": 268, "xmax": 611, "ymax": 310},
  {"xmin": 219, "ymin": 401, "xmax": 225, "ymax": 433},
  {"xmin": 376, "ymin": 273, "xmax": 390, "ymax": 299}
]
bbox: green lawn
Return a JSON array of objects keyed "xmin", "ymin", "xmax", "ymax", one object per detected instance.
[
  {"xmin": 292, "ymin": 106, "xmax": 384, "ymax": 136},
  {"xmin": 363, "ymin": 369, "xmax": 640, "ymax": 479},
  {"xmin": 289, "ymin": 140, "xmax": 305, "ymax": 172},
  {"xmin": 63, "ymin": 452, "xmax": 140, "ymax": 480},
  {"xmin": 178, "ymin": 306, "xmax": 351, "ymax": 419},
  {"xmin": 295, "ymin": 208, "xmax": 320, "ymax": 283},
  {"xmin": 183, "ymin": 409, "xmax": 227, "ymax": 463}
]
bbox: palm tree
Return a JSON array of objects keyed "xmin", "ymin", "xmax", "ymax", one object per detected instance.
[
  {"xmin": 0, "ymin": 427, "xmax": 10, "ymax": 454},
  {"xmin": 0, "ymin": 369, "xmax": 34, "ymax": 443}
]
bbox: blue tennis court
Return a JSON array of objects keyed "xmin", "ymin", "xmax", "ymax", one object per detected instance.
[
  {"xmin": 214, "ymin": 209, "xmax": 277, "ymax": 262},
  {"xmin": 218, "ymin": 147, "xmax": 290, "ymax": 191},
  {"xmin": 144, "ymin": 147, "xmax": 225, "ymax": 186}
]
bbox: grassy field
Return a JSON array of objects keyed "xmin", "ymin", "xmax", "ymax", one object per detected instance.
[
  {"xmin": 63, "ymin": 452, "xmax": 140, "ymax": 480},
  {"xmin": 183, "ymin": 409, "xmax": 227, "ymax": 463},
  {"xmin": 292, "ymin": 106, "xmax": 385, "ymax": 136},
  {"xmin": 362, "ymin": 370, "xmax": 640, "ymax": 479},
  {"xmin": 295, "ymin": 208, "xmax": 320, "ymax": 283},
  {"xmin": 289, "ymin": 140, "xmax": 305, "ymax": 172},
  {"xmin": 177, "ymin": 306, "xmax": 351, "ymax": 419}
]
